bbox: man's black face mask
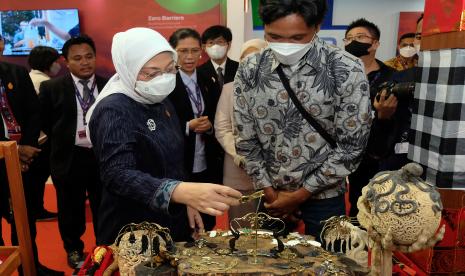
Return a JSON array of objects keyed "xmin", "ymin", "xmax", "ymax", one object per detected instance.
[{"xmin": 345, "ymin": 40, "xmax": 372, "ymax": 57}]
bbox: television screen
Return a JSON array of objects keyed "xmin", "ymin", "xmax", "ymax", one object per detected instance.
[{"xmin": 0, "ymin": 9, "xmax": 80, "ymax": 56}]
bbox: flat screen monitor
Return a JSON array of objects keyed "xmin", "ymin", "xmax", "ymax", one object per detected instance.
[{"xmin": 0, "ymin": 9, "xmax": 80, "ymax": 56}]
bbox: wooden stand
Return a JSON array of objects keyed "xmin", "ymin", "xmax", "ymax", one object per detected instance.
[{"xmin": 0, "ymin": 141, "xmax": 36, "ymax": 276}]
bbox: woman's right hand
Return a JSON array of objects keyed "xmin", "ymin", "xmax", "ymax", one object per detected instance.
[{"xmin": 171, "ymin": 182, "xmax": 242, "ymax": 216}]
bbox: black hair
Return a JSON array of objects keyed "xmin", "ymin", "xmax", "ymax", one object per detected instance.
[
  {"xmin": 259, "ymin": 0, "xmax": 327, "ymax": 27},
  {"xmin": 416, "ymin": 13, "xmax": 424, "ymax": 25},
  {"xmin": 168, "ymin": 28, "xmax": 201, "ymax": 49},
  {"xmin": 399, "ymin": 32, "xmax": 415, "ymax": 43},
  {"xmin": 345, "ymin": 18, "xmax": 381, "ymax": 40},
  {"xmin": 61, "ymin": 34, "xmax": 96, "ymax": 60},
  {"xmin": 201, "ymin": 25, "xmax": 232, "ymax": 44},
  {"xmin": 28, "ymin": 46, "xmax": 60, "ymax": 72}
]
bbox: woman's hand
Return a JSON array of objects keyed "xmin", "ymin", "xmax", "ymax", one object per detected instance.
[
  {"xmin": 189, "ymin": 116, "xmax": 212, "ymax": 133},
  {"xmin": 172, "ymin": 182, "xmax": 242, "ymax": 216},
  {"xmin": 187, "ymin": 206, "xmax": 204, "ymax": 233}
]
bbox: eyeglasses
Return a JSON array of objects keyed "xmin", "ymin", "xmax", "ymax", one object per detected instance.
[
  {"xmin": 343, "ymin": 34, "xmax": 375, "ymax": 44},
  {"xmin": 414, "ymin": 32, "xmax": 422, "ymax": 40},
  {"xmin": 176, "ymin": 48, "xmax": 202, "ymax": 56},
  {"xmin": 206, "ymin": 38, "xmax": 228, "ymax": 47},
  {"xmin": 138, "ymin": 64, "xmax": 179, "ymax": 80}
]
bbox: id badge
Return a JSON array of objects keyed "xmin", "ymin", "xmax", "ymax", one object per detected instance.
[
  {"xmin": 394, "ymin": 142, "xmax": 409, "ymax": 154},
  {"xmin": 78, "ymin": 130, "xmax": 87, "ymax": 138}
]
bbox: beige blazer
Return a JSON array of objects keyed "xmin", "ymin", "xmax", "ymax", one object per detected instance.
[{"xmin": 214, "ymin": 82, "xmax": 254, "ymax": 191}]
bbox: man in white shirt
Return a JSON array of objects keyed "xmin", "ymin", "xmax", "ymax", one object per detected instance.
[{"xmin": 39, "ymin": 35, "xmax": 108, "ymax": 269}]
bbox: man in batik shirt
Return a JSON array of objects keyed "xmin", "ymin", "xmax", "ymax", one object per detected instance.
[{"xmin": 233, "ymin": 0, "xmax": 372, "ymax": 239}]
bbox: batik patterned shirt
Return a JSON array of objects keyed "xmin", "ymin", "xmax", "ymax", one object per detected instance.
[{"xmin": 233, "ymin": 37, "xmax": 372, "ymax": 199}]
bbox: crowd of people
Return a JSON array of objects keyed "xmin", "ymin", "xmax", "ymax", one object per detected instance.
[{"xmin": 0, "ymin": 0, "xmax": 425, "ymax": 275}]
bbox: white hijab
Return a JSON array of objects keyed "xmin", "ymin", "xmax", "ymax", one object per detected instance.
[{"xmin": 86, "ymin": 27, "xmax": 176, "ymax": 140}]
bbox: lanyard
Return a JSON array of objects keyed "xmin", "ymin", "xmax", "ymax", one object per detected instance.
[
  {"xmin": 74, "ymin": 79, "xmax": 97, "ymax": 125},
  {"xmin": 185, "ymin": 81, "xmax": 203, "ymax": 117},
  {"xmin": 0, "ymin": 80, "xmax": 21, "ymax": 141}
]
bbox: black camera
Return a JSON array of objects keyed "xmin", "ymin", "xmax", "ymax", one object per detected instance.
[{"xmin": 376, "ymin": 81, "xmax": 415, "ymax": 102}]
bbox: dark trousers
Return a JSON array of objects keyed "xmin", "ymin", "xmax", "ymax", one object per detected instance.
[
  {"xmin": 0, "ymin": 161, "xmax": 41, "ymax": 266},
  {"xmin": 22, "ymin": 141, "xmax": 51, "ymax": 214},
  {"xmin": 189, "ymin": 170, "xmax": 216, "ymax": 231},
  {"xmin": 348, "ymin": 156, "xmax": 379, "ymax": 217},
  {"xmin": 52, "ymin": 146, "xmax": 101, "ymax": 253},
  {"xmin": 300, "ymin": 195, "xmax": 346, "ymax": 242}
]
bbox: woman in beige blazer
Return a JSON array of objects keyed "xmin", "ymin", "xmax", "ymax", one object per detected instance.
[{"xmin": 214, "ymin": 39, "xmax": 267, "ymax": 220}]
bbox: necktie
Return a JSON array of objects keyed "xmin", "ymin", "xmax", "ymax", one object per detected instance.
[
  {"xmin": 216, "ymin": 67, "xmax": 224, "ymax": 92},
  {"xmin": 79, "ymin": 79, "xmax": 91, "ymax": 102}
]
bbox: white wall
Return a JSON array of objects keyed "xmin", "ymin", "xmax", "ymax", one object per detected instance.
[{"xmin": 228, "ymin": 0, "xmax": 425, "ymax": 61}]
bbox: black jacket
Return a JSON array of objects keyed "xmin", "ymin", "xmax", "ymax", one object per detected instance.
[
  {"xmin": 0, "ymin": 62, "xmax": 40, "ymax": 146},
  {"xmin": 197, "ymin": 58, "xmax": 239, "ymax": 110},
  {"xmin": 168, "ymin": 72, "xmax": 222, "ymax": 181},
  {"xmin": 39, "ymin": 73, "xmax": 107, "ymax": 177},
  {"xmin": 0, "ymin": 61, "xmax": 40, "ymax": 218}
]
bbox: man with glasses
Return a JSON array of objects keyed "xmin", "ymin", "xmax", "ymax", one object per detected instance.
[
  {"xmin": 198, "ymin": 25, "xmax": 239, "ymax": 106},
  {"xmin": 344, "ymin": 18, "xmax": 398, "ymax": 217}
]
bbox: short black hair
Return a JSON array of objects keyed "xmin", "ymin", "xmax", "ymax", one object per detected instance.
[
  {"xmin": 345, "ymin": 18, "xmax": 381, "ymax": 40},
  {"xmin": 61, "ymin": 34, "xmax": 96, "ymax": 60},
  {"xmin": 168, "ymin": 28, "xmax": 201, "ymax": 49},
  {"xmin": 259, "ymin": 0, "xmax": 327, "ymax": 28},
  {"xmin": 28, "ymin": 46, "xmax": 60, "ymax": 72},
  {"xmin": 201, "ymin": 25, "xmax": 232, "ymax": 44},
  {"xmin": 416, "ymin": 13, "xmax": 424, "ymax": 25},
  {"xmin": 399, "ymin": 32, "xmax": 415, "ymax": 43}
]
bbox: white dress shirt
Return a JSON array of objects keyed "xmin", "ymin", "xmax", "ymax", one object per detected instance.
[
  {"xmin": 179, "ymin": 70, "xmax": 207, "ymax": 173},
  {"xmin": 70, "ymin": 73, "xmax": 98, "ymax": 148},
  {"xmin": 29, "ymin": 69, "xmax": 50, "ymax": 94}
]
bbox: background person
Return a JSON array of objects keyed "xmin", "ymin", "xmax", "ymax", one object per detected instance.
[{"xmin": 215, "ymin": 38, "xmax": 267, "ymax": 220}]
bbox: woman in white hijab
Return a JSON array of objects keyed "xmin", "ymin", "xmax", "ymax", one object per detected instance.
[
  {"xmin": 86, "ymin": 28, "xmax": 241, "ymax": 245},
  {"xmin": 214, "ymin": 39, "xmax": 267, "ymax": 220}
]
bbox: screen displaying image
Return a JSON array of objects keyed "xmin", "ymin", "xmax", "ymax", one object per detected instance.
[{"xmin": 0, "ymin": 9, "xmax": 80, "ymax": 56}]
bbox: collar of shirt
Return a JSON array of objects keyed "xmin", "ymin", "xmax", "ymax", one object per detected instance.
[
  {"xmin": 211, "ymin": 59, "xmax": 226, "ymax": 72},
  {"xmin": 179, "ymin": 69, "xmax": 198, "ymax": 87},
  {"xmin": 70, "ymin": 73, "xmax": 96, "ymax": 92},
  {"xmin": 30, "ymin": 69, "xmax": 50, "ymax": 79},
  {"xmin": 269, "ymin": 37, "xmax": 322, "ymax": 72}
]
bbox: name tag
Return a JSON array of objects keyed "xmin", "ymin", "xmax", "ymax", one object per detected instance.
[
  {"xmin": 394, "ymin": 142, "xmax": 409, "ymax": 154},
  {"xmin": 78, "ymin": 130, "xmax": 87, "ymax": 139}
]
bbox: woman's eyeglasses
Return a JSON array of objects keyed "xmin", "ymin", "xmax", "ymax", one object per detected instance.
[{"xmin": 139, "ymin": 65, "xmax": 180, "ymax": 80}]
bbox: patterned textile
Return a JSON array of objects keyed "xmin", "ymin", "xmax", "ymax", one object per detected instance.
[
  {"xmin": 408, "ymin": 49, "xmax": 465, "ymax": 189},
  {"xmin": 233, "ymin": 37, "xmax": 372, "ymax": 199},
  {"xmin": 384, "ymin": 55, "xmax": 418, "ymax": 71}
]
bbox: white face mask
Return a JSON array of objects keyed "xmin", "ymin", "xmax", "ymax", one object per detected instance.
[
  {"xmin": 399, "ymin": 46, "xmax": 417, "ymax": 58},
  {"xmin": 206, "ymin": 44, "xmax": 228, "ymax": 60},
  {"xmin": 135, "ymin": 73, "xmax": 176, "ymax": 104},
  {"xmin": 49, "ymin": 62, "xmax": 61, "ymax": 76},
  {"xmin": 414, "ymin": 43, "xmax": 421, "ymax": 55},
  {"xmin": 267, "ymin": 34, "xmax": 316, "ymax": 65}
]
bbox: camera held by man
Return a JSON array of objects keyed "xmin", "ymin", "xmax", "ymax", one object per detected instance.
[{"xmin": 376, "ymin": 81, "xmax": 416, "ymax": 102}]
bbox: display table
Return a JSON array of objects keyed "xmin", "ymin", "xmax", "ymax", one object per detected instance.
[{"xmin": 173, "ymin": 232, "xmax": 366, "ymax": 275}]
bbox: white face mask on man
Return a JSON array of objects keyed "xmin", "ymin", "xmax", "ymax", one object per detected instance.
[
  {"xmin": 399, "ymin": 46, "xmax": 417, "ymax": 58},
  {"xmin": 267, "ymin": 33, "xmax": 316, "ymax": 65},
  {"xmin": 206, "ymin": 44, "xmax": 228, "ymax": 60},
  {"xmin": 135, "ymin": 73, "xmax": 176, "ymax": 104}
]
